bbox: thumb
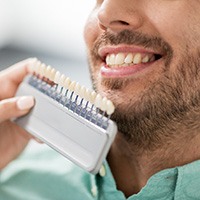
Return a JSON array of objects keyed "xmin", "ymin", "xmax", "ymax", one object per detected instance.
[{"xmin": 0, "ymin": 96, "xmax": 35, "ymax": 123}]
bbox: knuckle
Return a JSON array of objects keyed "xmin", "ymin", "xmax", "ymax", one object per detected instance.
[
  {"xmin": 0, "ymin": 99, "xmax": 16, "ymax": 114},
  {"xmin": 0, "ymin": 101, "xmax": 9, "ymax": 111}
]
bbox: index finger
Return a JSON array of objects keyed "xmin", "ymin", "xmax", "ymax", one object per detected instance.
[{"xmin": 0, "ymin": 58, "xmax": 38, "ymax": 85}]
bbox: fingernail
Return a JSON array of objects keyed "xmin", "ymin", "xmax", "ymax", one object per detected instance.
[{"xmin": 17, "ymin": 96, "xmax": 35, "ymax": 110}]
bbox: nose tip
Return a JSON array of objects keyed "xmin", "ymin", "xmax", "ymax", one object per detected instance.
[{"xmin": 97, "ymin": 2, "xmax": 143, "ymax": 32}]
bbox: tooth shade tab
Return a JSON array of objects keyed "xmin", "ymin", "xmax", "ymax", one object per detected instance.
[
  {"xmin": 101, "ymin": 97, "xmax": 108, "ymax": 112},
  {"xmin": 74, "ymin": 82, "xmax": 81, "ymax": 95},
  {"xmin": 33, "ymin": 60, "xmax": 41, "ymax": 75},
  {"xmin": 69, "ymin": 81, "xmax": 76, "ymax": 92},
  {"xmin": 29, "ymin": 58, "xmax": 38, "ymax": 73},
  {"xmin": 90, "ymin": 91, "xmax": 97, "ymax": 104},
  {"xmin": 46, "ymin": 65, "xmax": 52, "ymax": 79},
  {"xmin": 64, "ymin": 77, "xmax": 71, "ymax": 89},
  {"xmin": 95, "ymin": 94, "xmax": 103, "ymax": 109},
  {"xmin": 49, "ymin": 68, "xmax": 56, "ymax": 81},
  {"xmin": 54, "ymin": 71, "xmax": 61, "ymax": 84},
  {"xmin": 79, "ymin": 85, "xmax": 86, "ymax": 99},
  {"xmin": 39, "ymin": 63, "xmax": 46, "ymax": 77},
  {"xmin": 59, "ymin": 74, "xmax": 66, "ymax": 87},
  {"xmin": 106, "ymin": 100, "xmax": 115, "ymax": 115},
  {"xmin": 85, "ymin": 88, "xmax": 91, "ymax": 102}
]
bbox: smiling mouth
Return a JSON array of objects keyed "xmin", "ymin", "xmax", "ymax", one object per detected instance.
[
  {"xmin": 99, "ymin": 49, "xmax": 163, "ymax": 78},
  {"xmin": 105, "ymin": 52, "xmax": 162, "ymax": 68}
]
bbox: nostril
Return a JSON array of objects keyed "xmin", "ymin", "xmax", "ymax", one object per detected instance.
[
  {"xmin": 99, "ymin": 22, "xmax": 107, "ymax": 31},
  {"xmin": 118, "ymin": 20, "xmax": 129, "ymax": 26},
  {"xmin": 110, "ymin": 20, "xmax": 130, "ymax": 27}
]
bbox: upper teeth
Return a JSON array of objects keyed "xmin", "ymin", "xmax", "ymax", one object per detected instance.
[{"xmin": 106, "ymin": 52, "xmax": 155, "ymax": 67}]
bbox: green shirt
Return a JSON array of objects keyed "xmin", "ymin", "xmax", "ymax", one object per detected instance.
[{"xmin": 0, "ymin": 141, "xmax": 200, "ymax": 200}]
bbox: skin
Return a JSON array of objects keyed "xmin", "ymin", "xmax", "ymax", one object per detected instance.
[
  {"xmin": 0, "ymin": 59, "xmax": 36, "ymax": 170},
  {"xmin": 84, "ymin": 0, "xmax": 200, "ymax": 197}
]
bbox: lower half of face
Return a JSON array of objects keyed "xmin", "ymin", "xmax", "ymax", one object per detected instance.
[{"xmin": 86, "ymin": 30, "xmax": 200, "ymax": 149}]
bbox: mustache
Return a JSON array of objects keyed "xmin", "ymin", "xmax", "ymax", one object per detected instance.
[{"xmin": 92, "ymin": 30, "xmax": 173, "ymax": 64}]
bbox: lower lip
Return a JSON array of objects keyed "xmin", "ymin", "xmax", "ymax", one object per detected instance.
[{"xmin": 100, "ymin": 62, "xmax": 155, "ymax": 78}]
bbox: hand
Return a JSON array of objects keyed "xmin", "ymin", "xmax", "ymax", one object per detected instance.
[{"xmin": 0, "ymin": 58, "xmax": 37, "ymax": 170}]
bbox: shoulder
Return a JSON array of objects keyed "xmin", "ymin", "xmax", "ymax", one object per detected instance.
[{"xmin": 0, "ymin": 141, "xmax": 93, "ymax": 200}]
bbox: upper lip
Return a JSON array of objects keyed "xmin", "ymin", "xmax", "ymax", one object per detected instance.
[{"xmin": 98, "ymin": 45, "xmax": 163, "ymax": 61}]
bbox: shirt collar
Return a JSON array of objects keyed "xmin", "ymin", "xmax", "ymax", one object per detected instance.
[{"xmin": 92, "ymin": 159, "xmax": 200, "ymax": 200}]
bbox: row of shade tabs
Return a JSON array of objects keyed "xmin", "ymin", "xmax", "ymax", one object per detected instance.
[{"xmin": 30, "ymin": 60, "xmax": 115, "ymax": 116}]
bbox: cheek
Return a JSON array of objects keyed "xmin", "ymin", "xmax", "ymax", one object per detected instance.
[
  {"xmin": 147, "ymin": 3, "xmax": 200, "ymax": 51},
  {"xmin": 84, "ymin": 12, "xmax": 100, "ymax": 49}
]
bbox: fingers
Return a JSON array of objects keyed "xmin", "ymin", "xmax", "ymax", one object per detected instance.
[
  {"xmin": 0, "ymin": 58, "xmax": 37, "ymax": 85},
  {"xmin": 0, "ymin": 96, "xmax": 35, "ymax": 123},
  {"xmin": 0, "ymin": 58, "xmax": 38, "ymax": 100}
]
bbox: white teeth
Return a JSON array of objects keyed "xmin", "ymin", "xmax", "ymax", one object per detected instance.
[
  {"xmin": 142, "ymin": 55, "xmax": 149, "ymax": 63},
  {"xmin": 124, "ymin": 53, "xmax": 133, "ymax": 64},
  {"xmin": 115, "ymin": 53, "xmax": 125, "ymax": 65},
  {"xmin": 133, "ymin": 53, "xmax": 142, "ymax": 64},
  {"xmin": 106, "ymin": 55, "xmax": 110, "ymax": 65},
  {"xmin": 106, "ymin": 52, "xmax": 156, "ymax": 67},
  {"xmin": 109, "ymin": 54, "xmax": 115, "ymax": 65}
]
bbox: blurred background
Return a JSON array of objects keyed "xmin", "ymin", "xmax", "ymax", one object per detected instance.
[{"xmin": 0, "ymin": 0, "xmax": 95, "ymax": 88}]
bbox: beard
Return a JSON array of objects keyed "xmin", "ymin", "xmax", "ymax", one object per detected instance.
[{"xmin": 88, "ymin": 30, "xmax": 200, "ymax": 151}]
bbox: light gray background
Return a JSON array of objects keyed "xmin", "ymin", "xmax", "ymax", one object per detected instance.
[{"xmin": 0, "ymin": 0, "xmax": 95, "ymax": 88}]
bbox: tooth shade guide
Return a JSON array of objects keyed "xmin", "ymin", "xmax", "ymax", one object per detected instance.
[
  {"xmin": 16, "ymin": 73, "xmax": 118, "ymax": 174},
  {"xmin": 29, "ymin": 74, "xmax": 114, "ymax": 128},
  {"xmin": 30, "ymin": 61, "xmax": 115, "ymax": 118}
]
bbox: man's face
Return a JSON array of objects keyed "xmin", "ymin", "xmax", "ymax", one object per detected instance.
[{"xmin": 84, "ymin": 0, "xmax": 200, "ymax": 147}]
